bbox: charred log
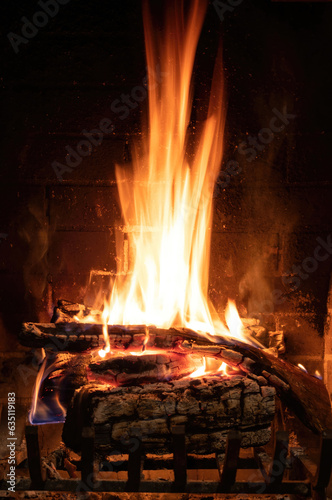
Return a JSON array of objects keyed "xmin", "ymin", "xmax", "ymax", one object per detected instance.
[
  {"xmin": 62, "ymin": 374, "xmax": 275, "ymax": 455},
  {"xmin": 39, "ymin": 351, "xmax": 202, "ymax": 413}
]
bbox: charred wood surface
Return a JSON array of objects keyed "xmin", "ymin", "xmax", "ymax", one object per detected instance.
[
  {"xmin": 21, "ymin": 323, "xmax": 332, "ymax": 434},
  {"xmin": 62, "ymin": 374, "xmax": 275, "ymax": 455},
  {"xmin": 43, "ymin": 351, "xmax": 201, "ymax": 398},
  {"xmin": 88, "ymin": 352, "xmax": 198, "ymax": 386}
]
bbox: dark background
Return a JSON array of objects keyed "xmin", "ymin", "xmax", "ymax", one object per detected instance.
[{"xmin": 0, "ymin": 0, "xmax": 331, "ymax": 371}]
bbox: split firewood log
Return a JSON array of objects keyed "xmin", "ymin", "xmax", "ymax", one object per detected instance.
[{"xmin": 62, "ymin": 374, "xmax": 276, "ymax": 455}]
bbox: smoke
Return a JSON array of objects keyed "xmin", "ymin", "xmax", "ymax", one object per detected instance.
[
  {"xmin": 17, "ymin": 195, "xmax": 53, "ymax": 318},
  {"xmin": 237, "ymin": 100, "xmax": 298, "ymax": 316}
]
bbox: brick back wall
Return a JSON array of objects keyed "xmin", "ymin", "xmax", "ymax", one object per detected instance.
[{"xmin": 0, "ymin": 0, "xmax": 332, "ymax": 395}]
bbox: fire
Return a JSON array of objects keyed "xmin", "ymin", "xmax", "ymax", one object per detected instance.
[
  {"xmin": 95, "ymin": 0, "xmax": 229, "ymax": 340},
  {"xmin": 218, "ymin": 362, "xmax": 228, "ymax": 374},
  {"xmin": 30, "ymin": 354, "xmax": 67, "ymax": 425},
  {"xmin": 225, "ymin": 300, "xmax": 244, "ymax": 341},
  {"xmin": 298, "ymin": 363, "xmax": 308, "ymax": 373},
  {"xmin": 189, "ymin": 357, "xmax": 207, "ymax": 378},
  {"xmin": 30, "ymin": 0, "xmax": 265, "ymax": 425}
]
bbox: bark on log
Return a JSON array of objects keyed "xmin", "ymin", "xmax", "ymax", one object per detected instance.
[
  {"xmin": 21, "ymin": 323, "xmax": 332, "ymax": 434},
  {"xmin": 62, "ymin": 374, "xmax": 275, "ymax": 455},
  {"xmin": 37, "ymin": 298, "xmax": 286, "ymax": 352}
]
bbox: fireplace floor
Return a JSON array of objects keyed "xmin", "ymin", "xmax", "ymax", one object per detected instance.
[
  {"xmin": 1, "ymin": 406, "xmax": 330, "ymax": 499},
  {"xmin": 0, "ymin": 492, "xmax": 301, "ymax": 499}
]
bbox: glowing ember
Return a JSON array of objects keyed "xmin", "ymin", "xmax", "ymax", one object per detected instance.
[{"xmin": 298, "ymin": 363, "xmax": 308, "ymax": 373}]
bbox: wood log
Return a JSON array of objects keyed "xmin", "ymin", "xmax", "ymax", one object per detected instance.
[
  {"xmin": 88, "ymin": 352, "xmax": 201, "ymax": 386},
  {"xmin": 39, "ymin": 351, "xmax": 205, "ymax": 418},
  {"xmin": 51, "ymin": 299, "xmax": 102, "ymax": 324},
  {"xmin": 45, "ymin": 351, "xmax": 202, "ymax": 392},
  {"xmin": 21, "ymin": 323, "xmax": 332, "ymax": 434},
  {"xmin": 45, "ymin": 299, "xmax": 285, "ymax": 365},
  {"xmin": 62, "ymin": 374, "xmax": 276, "ymax": 455},
  {"xmin": 44, "ymin": 299, "xmax": 286, "ymax": 352}
]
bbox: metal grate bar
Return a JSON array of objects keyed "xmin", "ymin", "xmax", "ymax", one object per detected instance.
[
  {"xmin": 217, "ymin": 430, "xmax": 241, "ymax": 491},
  {"xmin": 312, "ymin": 429, "xmax": 332, "ymax": 494},
  {"xmin": 267, "ymin": 430, "xmax": 289, "ymax": 490},
  {"xmin": 81, "ymin": 427, "xmax": 95, "ymax": 490},
  {"xmin": 171, "ymin": 423, "xmax": 187, "ymax": 491},
  {"xmin": 126, "ymin": 440, "xmax": 144, "ymax": 491},
  {"xmin": 25, "ymin": 424, "xmax": 45, "ymax": 489}
]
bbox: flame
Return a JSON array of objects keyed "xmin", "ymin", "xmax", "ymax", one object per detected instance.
[
  {"xmin": 30, "ymin": 355, "xmax": 67, "ymax": 425},
  {"xmin": 189, "ymin": 357, "xmax": 207, "ymax": 378},
  {"xmin": 298, "ymin": 363, "xmax": 308, "ymax": 373},
  {"xmin": 225, "ymin": 300, "xmax": 244, "ymax": 340},
  {"xmin": 218, "ymin": 361, "xmax": 227, "ymax": 374},
  {"xmin": 93, "ymin": 0, "xmax": 228, "ymax": 341}
]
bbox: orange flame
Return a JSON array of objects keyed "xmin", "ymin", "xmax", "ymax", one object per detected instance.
[{"xmin": 96, "ymin": 0, "xmax": 228, "ymax": 341}]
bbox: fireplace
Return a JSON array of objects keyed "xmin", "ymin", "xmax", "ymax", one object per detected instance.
[{"xmin": 1, "ymin": 0, "xmax": 332, "ymax": 498}]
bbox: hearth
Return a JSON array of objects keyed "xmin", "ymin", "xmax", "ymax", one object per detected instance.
[
  {"xmin": 1, "ymin": 0, "xmax": 332, "ymax": 498},
  {"xmin": 12, "ymin": 299, "xmax": 331, "ymax": 497}
]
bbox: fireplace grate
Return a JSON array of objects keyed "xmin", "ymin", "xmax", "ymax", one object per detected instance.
[{"xmin": 18, "ymin": 416, "xmax": 332, "ymax": 499}]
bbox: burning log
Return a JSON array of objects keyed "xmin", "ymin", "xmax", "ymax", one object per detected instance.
[
  {"xmin": 62, "ymin": 374, "xmax": 276, "ymax": 455},
  {"xmin": 44, "ymin": 351, "xmax": 201, "ymax": 400},
  {"xmin": 22, "ymin": 322, "xmax": 332, "ymax": 434},
  {"xmin": 88, "ymin": 352, "xmax": 199, "ymax": 386}
]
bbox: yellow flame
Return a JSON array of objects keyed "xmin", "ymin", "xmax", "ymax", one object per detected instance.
[
  {"xmin": 189, "ymin": 357, "xmax": 207, "ymax": 378},
  {"xmin": 218, "ymin": 361, "xmax": 227, "ymax": 374},
  {"xmin": 298, "ymin": 363, "xmax": 307, "ymax": 373},
  {"xmin": 97, "ymin": 0, "xmax": 227, "ymax": 338},
  {"xmin": 225, "ymin": 300, "xmax": 245, "ymax": 340}
]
